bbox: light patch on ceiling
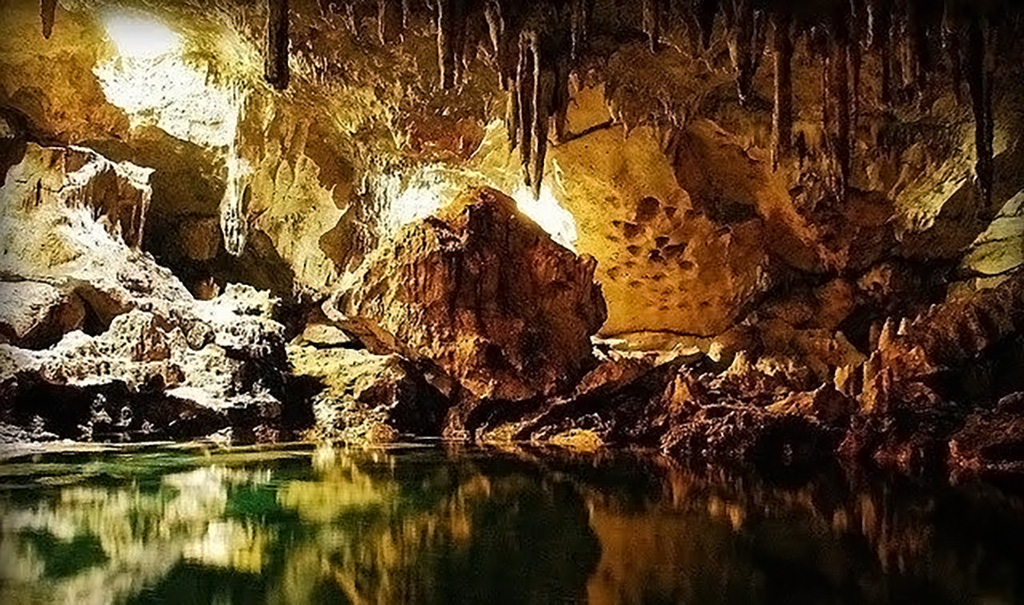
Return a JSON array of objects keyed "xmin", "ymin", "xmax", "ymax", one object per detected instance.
[
  {"xmin": 94, "ymin": 11, "xmax": 241, "ymax": 148},
  {"xmin": 377, "ymin": 163, "xmax": 578, "ymax": 251},
  {"xmin": 511, "ymin": 180, "xmax": 578, "ymax": 251}
]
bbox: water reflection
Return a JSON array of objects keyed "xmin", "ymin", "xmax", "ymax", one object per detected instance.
[{"xmin": 1, "ymin": 443, "xmax": 1022, "ymax": 604}]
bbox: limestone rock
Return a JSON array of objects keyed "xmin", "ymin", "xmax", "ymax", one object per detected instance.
[
  {"xmin": 949, "ymin": 406, "xmax": 1024, "ymax": 483},
  {"xmin": 766, "ymin": 384, "xmax": 855, "ymax": 425},
  {"xmin": 0, "ymin": 281, "xmax": 85, "ymax": 348},
  {"xmin": 0, "ymin": 283, "xmax": 297, "ymax": 442},
  {"xmin": 0, "ymin": 144, "xmax": 304, "ymax": 443},
  {"xmin": 1, "ymin": 143, "xmax": 192, "ymax": 327},
  {"xmin": 328, "ymin": 186, "xmax": 606, "ymax": 402},
  {"xmin": 289, "ymin": 342, "xmax": 446, "ymax": 444},
  {"xmin": 864, "ymin": 270, "xmax": 1024, "ymax": 412}
]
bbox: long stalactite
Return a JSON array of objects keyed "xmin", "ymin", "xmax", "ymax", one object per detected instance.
[
  {"xmin": 265, "ymin": 0, "xmax": 290, "ymax": 91},
  {"xmin": 40, "ymin": 0, "xmax": 57, "ymax": 39},
  {"xmin": 771, "ymin": 10, "xmax": 792, "ymax": 169},
  {"xmin": 966, "ymin": 15, "xmax": 994, "ymax": 206}
]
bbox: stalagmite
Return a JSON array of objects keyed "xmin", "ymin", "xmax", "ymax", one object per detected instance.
[
  {"xmin": 265, "ymin": 0, "xmax": 290, "ymax": 90},
  {"xmin": 967, "ymin": 16, "xmax": 994, "ymax": 205},
  {"xmin": 771, "ymin": 11, "xmax": 792, "ymax": 169},
  {"xmin": 40, "ymin": 0, "xmax": 56, "ymax": 39}
]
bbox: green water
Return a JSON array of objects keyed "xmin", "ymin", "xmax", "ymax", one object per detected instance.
[{"xmin": 0, "ymin": 443, "xmax": 1022, "ymax": 604}]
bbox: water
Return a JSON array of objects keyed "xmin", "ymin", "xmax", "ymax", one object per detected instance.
[{"xmin": 0, "ymin": 442, "xmax": 1023, "ymax": 604}]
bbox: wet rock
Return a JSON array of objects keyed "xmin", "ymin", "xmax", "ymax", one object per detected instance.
[
  {"xmin": 865, "ymin": 270, "xmax": 1024, "ymax": 412},
  {"xmin": 0, "ymin": 284, "xmax": 297, "ymax": 442},
  {"xmin": 949, "ymin": 399, "xmax": 1024, "ymax": 484},
  {"xmin": 472, "ymin": 353, "xmax": 686, "ymax": 446},
  {"xmin": 328, "ymin": 186, "xmax": 605, "ymax": 402},
  {"xmin": 288, "ymin": 342, "xmax": 446, "ymax": 443},
  {"xmin": 661, "ymin": 405, "xmax": 834, "ymax": 471},
  {"xmin": 767, "ymin": 384, "xmax": 855, "ymax": 425}
]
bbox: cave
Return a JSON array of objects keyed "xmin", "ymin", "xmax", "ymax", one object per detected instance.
[{"xmin": 2, "ymin": 0, "xmax": 1024, "ymax": 602}]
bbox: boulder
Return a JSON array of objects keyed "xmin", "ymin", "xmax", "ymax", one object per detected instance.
[{"xmin": 327, "ymin": 186, "xmax": 606, "ymax": 402}]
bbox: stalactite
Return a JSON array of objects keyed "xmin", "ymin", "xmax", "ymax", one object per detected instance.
[
  {"xmin": 531, "ymin": 39, "xmax": 553, "ymax": 199},
  {"xmin": 813, "ymin": 26, "xmax": 832, "ymax": 162},
  {"xmin": 696, "ymin": 0, "xmax": 718, "ymax": 50},
  {"xmin": 848, "ymin": 0, "xmax": 862, "ymax": 144},
  {"xmin": 642, "ymin": 0, "xmax": 660, "ymax": 52},
  {"xmin": 436, "ymin": 0, "xmax": 455, "ymax": 89},
  {"xmin": 771, "ymin": 11, "xmax": 792, "ymax": 170},
  {"xmin": 942, "ymin": 1, "xmax": 964, "ymax": 103},
  {"xmin": 726, "ymin": 0, "xmax": 764, "ymax": 105},
  {"xmin": 378, "ymin": 0, "xmax": 401, "ymax": 44},
  {"xmin": 402, "ymin": 0, "xmax": 412, "ymax": 31},
  {"xmin": 552, "ymin": 53, "xmax": 570, "ymax": 143},
  {"xmin": 897, "ymin": 0, "xmax": 919, "ymax": 90},
  {"xmin": 485, "ymin": 0, "xmax": 505, "ymax": 55},
  {"xmin": 570, "ymin": 0, "xmax": 593, "ymax": 61},
  {"xmin": 833, "ymin": 38, "xmax": 851, "ymax": 199},
  {"xmin": 967, "ymin": 16, "xmax": 994, "ymax": 205},
  {"xmin": 867, "ymin": 0, "xmax": 892, "ymax": 106},
  {"xmin": 265, "ymin": 0, "xmax": 290, "ymax": 90},
  {"xmin": 515, "ymin": 32, "xmax": 536, "ymax": 182},
  {"xmin": 40, "ymin": 0, "xmax": 56, "ymax": 39}
]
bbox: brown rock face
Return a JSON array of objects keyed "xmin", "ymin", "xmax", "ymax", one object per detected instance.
[{"xmin": 328, "ymin": 186, "xmax": 606, "ymax": 402}]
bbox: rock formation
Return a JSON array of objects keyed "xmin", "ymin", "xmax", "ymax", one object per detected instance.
[
  {"xmin": 327, "ymin": 186, "xmax": 606, "ymax": 403},
  {"xmin": 0, "ymin": 143, "xmax": 306, "ymax": 443}
]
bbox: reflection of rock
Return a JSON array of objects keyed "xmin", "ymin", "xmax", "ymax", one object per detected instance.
[
  {"xmin": 328, "ymin": 186, "xmax": 606, "ymax": 402},
  {"xmin": 288, "ymin": 342, "xmax": 447, "ymax": 443}
]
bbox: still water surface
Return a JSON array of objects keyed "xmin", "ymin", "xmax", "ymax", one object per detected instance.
[{"xmin": 1, "ymin": 442, "xmax": 1023, "ymax": 604}]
